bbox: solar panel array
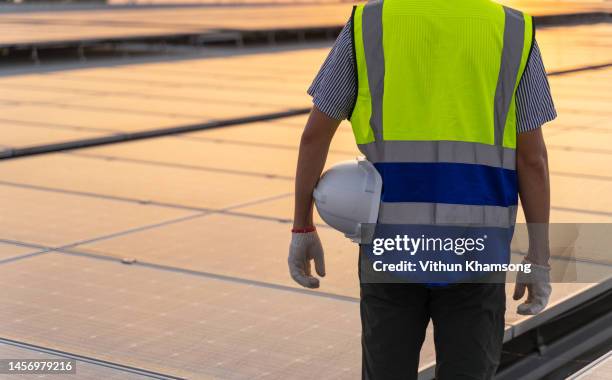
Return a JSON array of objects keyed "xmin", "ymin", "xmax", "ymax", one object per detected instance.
[
  {"xmin": 0, "ymin": 11, "xmax": 610, "ymax": 380},
  {"xmin": 2, "ymin": 1, "xmax": 610, "ymax": 49},
  {"xmin": 1, "ymin": 23, "xmax": 611, "ymax": 158}
]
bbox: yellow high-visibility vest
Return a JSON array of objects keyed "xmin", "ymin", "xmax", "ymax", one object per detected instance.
[{"xmin": 350, "ymin": 0, "xmax": 533, "ymax": 227}]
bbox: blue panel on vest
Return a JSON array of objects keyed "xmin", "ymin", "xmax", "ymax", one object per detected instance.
[{"xmin": 374, "ymin": 162, "xmax": 518, "ymax": 207}]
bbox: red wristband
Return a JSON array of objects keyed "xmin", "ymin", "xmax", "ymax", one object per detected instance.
[{"xmin": 291, "ymin": 226, "xmax": 316, "ymax": 233}]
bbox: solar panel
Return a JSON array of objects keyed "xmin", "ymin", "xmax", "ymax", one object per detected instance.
[
  {"xmin": 0, "ymin": 183, "xmax": 194, "ymax": 247},
  {"xmin": 75, "ymin": 212, "xmax": 360, "ymax": 298},
  {"xmin": 81, "ymin": 136, "xmax": 355, "ymax": 180},
  {"xmin": 183, "ymin": 118, "xmax": 358, "ymax": 154},
  {"xmin": 0, "ymin": 48, "xmax": 326, "ymax": 153},
  {"xmin": 0, "ymin": 122, "xmax": 107, "ymax": 157},
  {"xmin": 0, "ymin": 243, "xmax": 41, "ymax": 262},
  {"xmin": 2, "ymin": 104, "xmax": 202, "ymax": 133},
  {"xmin": 0, "ymin": 342, "xmax": 159, "ymax": 380},
  {"xmin": 0, "ymin": 154, "xmax": 292, "ymax": 212},
  {"xmin": 0, "ymin": 4, "xmax": 349, "ymax": 48},
  {"xmin": 0, "ymin": 253, "xmax": 366, "ymax": 379}
]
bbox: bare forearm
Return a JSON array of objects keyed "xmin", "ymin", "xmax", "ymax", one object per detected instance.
[
  {"xmin": 517, "ymin": 129, "xmax": 551, "ymax": 265},
  {"xmin": 518, "ymin": 155, "xmax": 550, "ymax": 222},
  {"xmin": 293, "ymin": 108, "xmax": 340, "ymax": 229},
  {"xmin": 293, "ymin": 136, "xmax": 330, "ymax": 229}
]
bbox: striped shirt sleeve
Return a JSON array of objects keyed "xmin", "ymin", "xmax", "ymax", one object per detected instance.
[
  {"xmin": 308, "ymin": 19, "xmax": 557, "ymax": 132},
  {"xmin": 307, "ymin": 19, "xmax": 356, "ymax": 121},
  {"xmin": 515, "ymin": 40, "xmax": 557, "ymax": 132}
]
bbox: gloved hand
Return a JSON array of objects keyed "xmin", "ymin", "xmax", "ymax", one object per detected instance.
[
  {"xmin": 513, "ymin": 259, "xmax": 552, "ymax": 315},
  {"xmin": 288, "ymin": 230, "xmax": 326, "ymax": 289}
]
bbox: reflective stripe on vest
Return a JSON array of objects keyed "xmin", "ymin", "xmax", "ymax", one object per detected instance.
[{"xmin": 350, "ymin": 0, "xmax": 533, "ymax": 228}]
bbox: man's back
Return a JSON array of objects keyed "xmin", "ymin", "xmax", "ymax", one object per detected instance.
[
  {"xmin": 380, "ymin": 0, "xmax": 515, "ymax": 144},
  {"xmin": 350, "ymin": 0, "xmax": 532, "ymax": 228}
]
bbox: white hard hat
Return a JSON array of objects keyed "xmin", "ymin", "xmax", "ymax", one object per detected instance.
[{"xmin": 313, "ymin": 158, "xmax": 382, "ymax": 243}]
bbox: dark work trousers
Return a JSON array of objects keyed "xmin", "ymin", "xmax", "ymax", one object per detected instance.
[{"xmin": 359, "ymin": 254, "xmax": 506, "ymax": 380}]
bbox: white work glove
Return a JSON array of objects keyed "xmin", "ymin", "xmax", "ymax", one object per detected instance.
[
  {"xmin": 288, "ymin": 231, "xmax": 326, "ymax": 289},
  {"xmin": 513, "ymin": 259, "xmax": 552, "ymax": 315}
]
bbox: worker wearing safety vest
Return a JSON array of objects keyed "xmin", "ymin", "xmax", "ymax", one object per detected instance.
[{"xmin": 289, "ymin": 0, "xmax": 556, "ymax": 378}]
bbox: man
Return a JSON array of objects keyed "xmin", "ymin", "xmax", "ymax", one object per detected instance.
[{"xmin": 289, "ymin": 0, "xmax": 556, "ymax": 378}]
